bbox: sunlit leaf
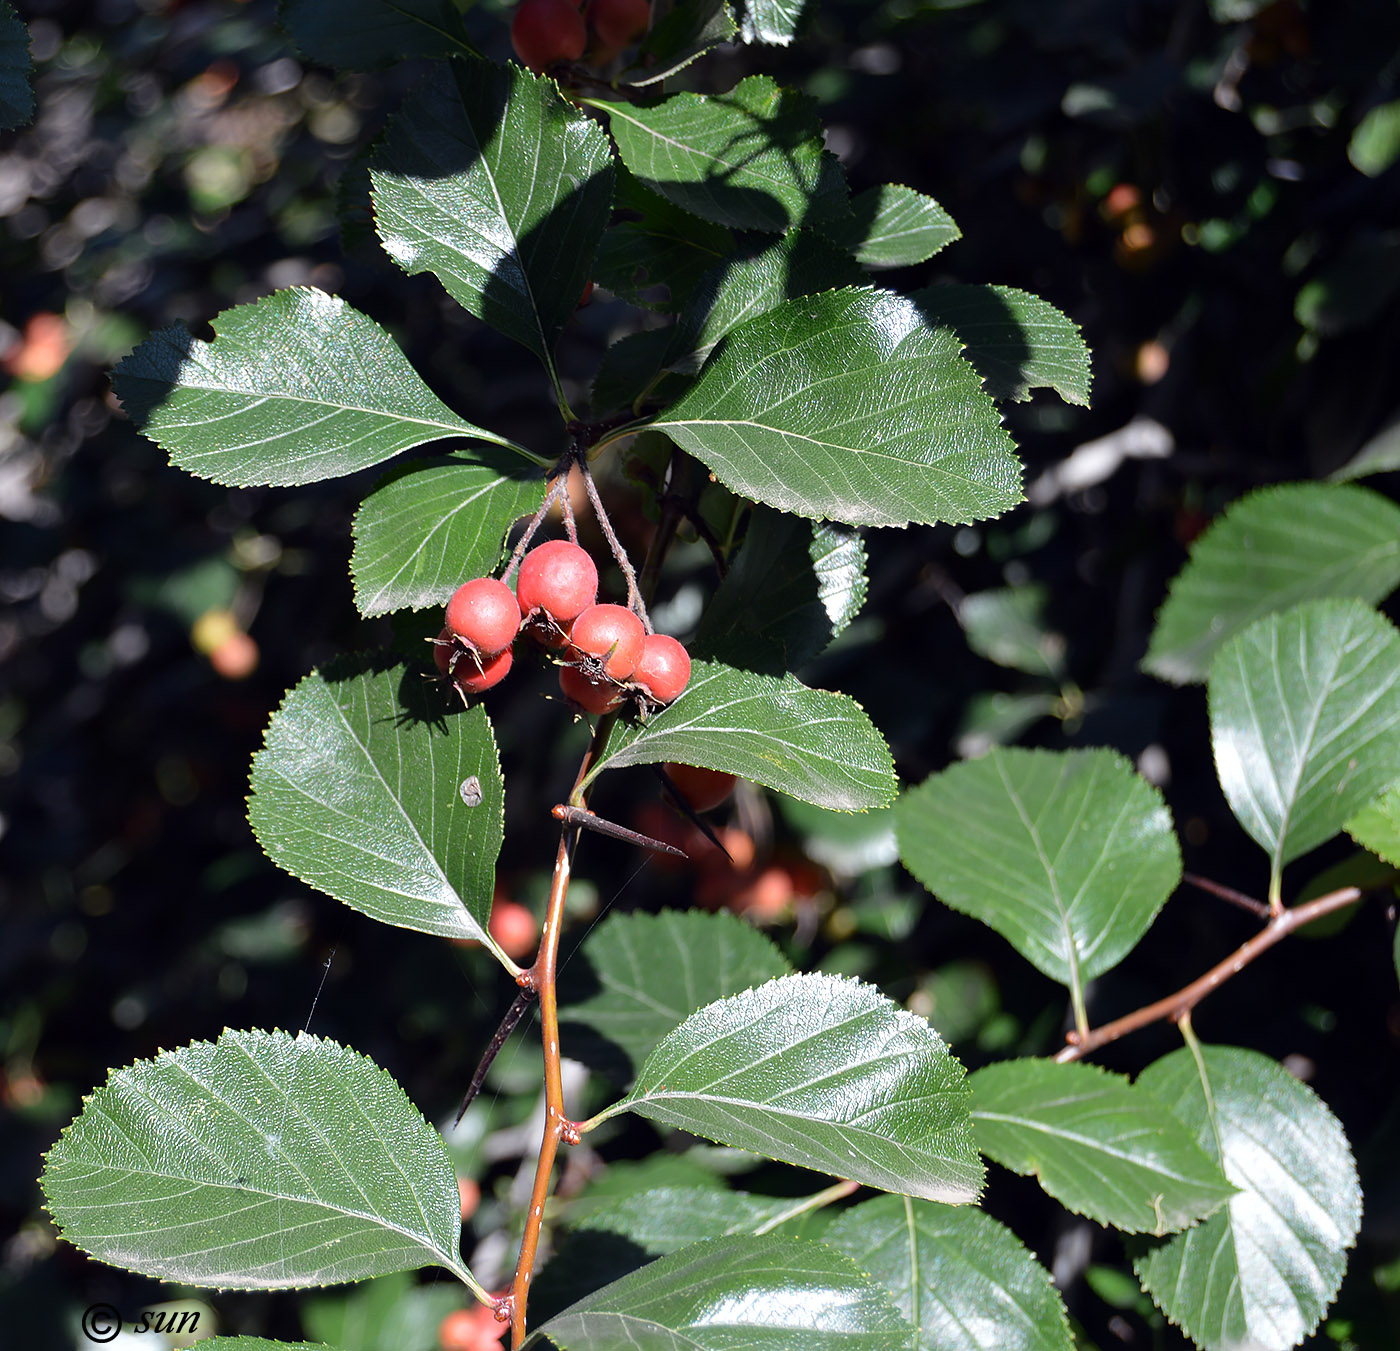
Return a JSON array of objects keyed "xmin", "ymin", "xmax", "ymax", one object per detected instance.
[
  {"xmin": 41, "ymin": 1031, "xmax": 472, "ymax": 1289},
  {"xmin": 559, "ymin": 909, "xmax": 792, "ymax": 1080},
  {"xmin": 896, "ymin": 747, "xmax": 1180, "ymax": 988},
  {"xmin": 591, "ymin": 660, "xmax": 897, "ymax": 811},
  {"xmin": 1346, "ymin": 781, "xmax": 1400, "ymax": 868},
  {"xmin": 652, "ymin": 287, "xmax": 1021, "ymax": 528},
  {"xmin": 575, "ymin": 1186, "xmax": 808, "ymax": 1253},
  {"xmin": 371, "ymin": 58, "xmax": 614, "ymax": 369},
  {"xmin": 278, "ymin": 0, "xmax": 475, "ymax": 68},
  {"xmin": 248, "ymin": 655, "xmax": 509, "ymax": 960},
  {"xmin": 1134, "ymin": 1044, "xmax": 1361, "ymax": 1351},
  {"xmin": 819, "ymin": 184, "xmax": 960, "ymax": 269},
  {"xmin": 592, "ymin": 76, "xmax": 847, "ymax": 233},
  {"xmin": 693, "ymin": 509, "xmax": 867, "ymax": 673},
  {"xmin": 1144, "ymin": 483, "xmax": 1400, "ymax": 683},
  {"xmin": 112, "ymin": 289, "xmax": 520, "ymax": 486},
  {"xmin": 531, "ymin": 1235, "xmax": 913, "ymax": 1350},
  {"xmin": 350, "ymin": 450, "xmax": 545, "ymax": 617},
  {"xmin": 912, "ymin": 284, "xmax": 1092, "ymax": 406},
  {"xmin": 623, "ymin": 0, "xmax": 737, "ymax": 87},
  {"xmin": 969, "ymin": 1059, "xmax": 1235, "ymax": 1235},
  {"xmin": 608, "ymin": 973, "xmax": 983, "ymax": 1203},
  {"xmin": 824, "ymin": 1194, "xmax": 1074, "ymax": 1351},
  {"xmin": 1208, "ymin": 599, "xmax": 1400, "ymax": 893},
  {"xmin": 741, "ymin": 0, "xmax": 808, "ymax": 45}
]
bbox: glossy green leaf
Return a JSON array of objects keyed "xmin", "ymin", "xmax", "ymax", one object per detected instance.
[
  {"xmin": 741, "ymin": 0, "xmax": 806, "ymax": 45},
  {"xmin": 278, "ymin": 0, "xmax": 475, "ymax": 68},
  {"xmin": 591, "ymin": 328, "xmax": 681, "ymax": 415},
  {"xmin": 819, "ymin": 184, "xmax": 960, "ymax": 269},
  {"xmin": 182, "ymin": 1341, "xmax": 330, "ymax": 1351},
  {"xmin": 1144, "ymin": 483, "xmax": 1400, "ymax": 683},
  {"xmin": 895, "ymin": 747, "xmax": 1181, "ymax": 989},
  {"xmin": 1347, "ymin": 782, "xmax": 1400, "ymax": 867},
  {"xmin": 1134, "ymin": 1044, "xmax": 1362, "ymax": 1351},
  {"xmin": 371, "ymin": 59, "xmax": 614, "ymax": 369},
  {"xmin": 350, "ymin": 450, "xmax": 545, "ymax": 617},
  {"xmin": 248, "ymin": 655, "xmax": 509, "ymax": 960},
  {"xmin": 532, "ymin": 1235, "xmax": 912, "ymax": 1350},
  {"xmin": 969, "ymin": 1059, "xmax": 1235, "ymax": 1235},
  {"xmin": 693, "ymin": 509, "xmax": 867, "ymax": 673},
  {"xmin": 559, "ymin": 909, "xmax": 792, "ymax": 1080},
  {"xmin": 592, "ymin": 169, "xmax": 736, "ymax": 313},
  {"xmin": 960, "ymin": 584, "xmax": 1066, "ymax": 678},
  {"xmin": 912, "ymin": 284, "xmax": 1092, "ymax": 406},
  {"xmin": 1331, "ymin": 415, "xmax": 1400, "ymax": 482},
  {"xmin": 624, "ymin": 0, "xmax": 738, "ymax": 87},
  {"xmin": 1209, "ymin": 600, "xmax": 1400, "ymax": 895},
  {"xmin": 577, "ymin": 1186, "xmax": 809, "ymax": 1253},
  {"xmin": 0, "ymin": 0, "xmax": 34, "ymax": 131},
  {"xmin": 302, "ymin": 1270, "xmax": 464, "ymax": 1351},
  {"xmin": 608, "ymin": 972, "xmax": 983, "ymax": 1203},
  {"xmin": 590, "ymin": 660, "xmax": 897, "ymax": 811},
  {"xmin": 592, "ymin": 76, "xmax": 847, "ymax": 234},
  {"xmin": 112, "ymin": 289, "xmax": 518, "ymax": 486},
  {"xmin": 824, "ymin": 1194, "xmax": 1074, "ymax": 1351},
  {"xmin": 40, "ymin": 1030, "xmax": 473, "ymax": 1289},
  {"xmin": 652, "ymin": 287, "xmax": 1021, "ymax": 528},
  {"xmin": 664, "ymin": 230, "xmax": 864, "ymax": 374}
]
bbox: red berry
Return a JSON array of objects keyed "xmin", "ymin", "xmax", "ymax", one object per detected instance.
[
  {"xmin": 446, "ymin": 578, "xmax": 520, "ymax": 656},
  {"xmin": 511, "ymin": 0, "xmax": 587, "ymax": 70},
  {"xmin": 449, "ymin": 642, "xmax": 514, "ymax": 698},
  {"xmin": 559, "ymin": 663, "xmax": 624, "ymax": 714},
  {"xmin": 489, "ymin": 897, "xmax": 539, "ymax": 959},
  {"xmin": 517, "ymin": 540, "xmax": 599, "ymax": 627},
  {"xmin": 664, "ymin": 762, "xmax": 737, "ymax": 813},
  {"xmin": 631, "ymin": 634, "xmax": 690, "ymax": 704},
  {"xmin": 587, "ymin": 0, "xmax": 649, "ymax": 48},
  {"xmin": 457, "ymin": 1176, "xmax": 481, "ymax": 1221},
  {"xmin": 568, "ymin": 603, "xmax": 645, "ymax": 680}
]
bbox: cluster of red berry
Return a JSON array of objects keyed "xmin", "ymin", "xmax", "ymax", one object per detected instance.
[
  {"xmin": 434, "ymin": 540, "xmax": 691, "ymax": 714},
  {"xmin": 510, "ymin": 0, "xmax": 651, "ymax": 72}
]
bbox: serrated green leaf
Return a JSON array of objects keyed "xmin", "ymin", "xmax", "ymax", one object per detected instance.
[
  {"xmin": 371, "ymin": 58, "xmax": 614, "ymax": 373},
  {"xmin": 248, "ymin": 655, "xmax": 510, "ymax": 960},
  {"xmin": 969, "ymin": 1059, "xmax": 1235, "ymax": 1235},
  {"xmin": 591, "ymin": 328, "xmax": 682, "ymax": 415},
  {"xmin": 591, "ymin": 76, "xmax": 847, "ymax": 234},
  {"xmin": 589, "ymin": 659, "xmax": 897, "ymax": 811},
  {"xmin": 1347, "ymin": 782, "xmax": 1400, "ymax": 867},
  {"xmin": 1331, "ymin": 415, "xmax": 1400, "ymax": 482},
  {"xmin": 593, "ymin": 169, "xmax": 737, "ymax": 314},
  {"xmin": 895, "ymin": 748, "xmax": 1181, "ymax": 992},
  {"xmin": 183, "ymin": 1341, "xmax": 331, "ymax": 1351},
  {"xmin": 818, "ymin": 184, "xmax": 960, "ymax": 270},
  {"xmin": 579, "ymin": 1186, "xmax": 809, "ymax": 1253},
  {"xmin": 693, "ymin": 509, "xmax": 867, "ymax": 673},
  {"xmin": 1134, "ymin": 1044, "xmax": 1361, "ymax": 1351},
  {"xmin": 665, "ymin": 230, "xmax": 864, "ymax": 375},
  {"xmin": 0, "ymin": 0, "xmax": 34, "ymax": 131},
  {"xmin": 824, "ymin": 1194, "xmax": 1074, "ymax": 1351},
  {"xmin": 741, "ymin": 0, "xmax": 806, "ymax": 45},
  {"xmin": 912, "ymin": 284, "xmax": 1092, "ymax": 406},
  {"xmin": 302, "ymin": 1269, "xmax": 465, "ymax": 1351},
  {"xmin": 652, "ymin": 287, "xmax": 1021, "ymax": 528},
  {"xmin": 624, "ymin": 0, "xmax": 738, "ymax": 87},
  {"xmin": 960, "ymin": 584, "xmax": 1066, "ymax": 678},
  {"xmin": 112, "ymin": 289, "xmax": 520, "ymax": 486},
  {"xmin": 1144, "ymin": 483, "xmax": 1400, "ymax": 683},
  {"xmin": 559, "ymin": 909, "xmax": 792, "ymax": 1081},
  {"xmin": 531, "ymin": 1235, "xmax": 912, "ymax": 1350},
  {"xmin": 1208, "ymin": 599, "xmax": 1400, "ymax": 897},
  {"xmin": 278, "ymin": 0, "xmax": 475, "ymax": 68},
  {"xmin": 40, "ymin": 1030, "xmax": 473, "ymax": 1290},
  {"xmin": 350, "ymin": 450, "xmax": 546, "ymax": 617},
  {"xmin": 608, "ymin": 972, "xmax": 983, "ymax": 1203}
]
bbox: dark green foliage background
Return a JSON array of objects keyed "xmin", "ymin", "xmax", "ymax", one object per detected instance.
[{"xmin": 3, "ymin": 1, "xmax": 1399, "ymax": 1347}]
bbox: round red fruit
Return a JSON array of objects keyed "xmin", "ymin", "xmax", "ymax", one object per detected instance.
[
  {"xmin": 559, "ymin": 663, "xmax": 623, "ymax": 714},
  {"xmin": 446, "ymin": 578, "xmax": 520, "ymax": 656},
  {"xmin": 511, "ymin": 0, "xmax": 587, "ymax": 71},
  {"xmin": 517, "ymin": 540, "xmax": 599, "ymax": 627},
  {"xmin": 664, "ymin": 762, "xmax": 736, "ymax": 813},
  {"xmin": 453, "ymin": 644, "xmax": 514, "ymax": 697},
  {"xmin": 631, "ymin": 633, "xmax": 690, "ymax": 704},
  {"xmin": 489, "ymin": 897, "xmax": 539, "ymax": 960},
  {"xmin": 587, "ymin": 0, "xmax": 650, "ymax": 48},
  {"xmin": 569, "ymin": 603, "xmax": 645, "ymax": 680}
]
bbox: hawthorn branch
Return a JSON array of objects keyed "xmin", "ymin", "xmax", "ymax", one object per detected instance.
[{"xmin": 1054, "ymin": 885, "xmax": 1363, "ymax": 1063}]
